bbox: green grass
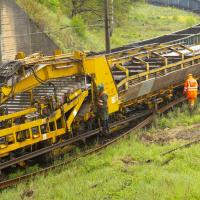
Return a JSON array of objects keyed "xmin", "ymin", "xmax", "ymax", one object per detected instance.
[
  {"xmin": 2, "ymin": 102, "xmax": 200, "ymax": 199},
  {"xmin": 152, "ymin": 101, "xmax": 200, "ymax": 130},
  {"xmin": 16, "ymin": 1, "xmax": 200, "ymax": 52},
  {"xmin": 110, "ymin": 4, "xmax": 200, "ymax": 48},
  {"xmin": 2, "ymin": 2, "xmax": 200, "ymax": 199}
]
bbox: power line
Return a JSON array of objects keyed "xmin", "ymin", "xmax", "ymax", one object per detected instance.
[{"xmin": 0, "ymin": 24, "xmax": 104, "ymax": 40}]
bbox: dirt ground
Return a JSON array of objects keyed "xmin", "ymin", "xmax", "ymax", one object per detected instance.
[{"xmin": 140, "ymin": 123, "xmax": 200, "ymax": 145}]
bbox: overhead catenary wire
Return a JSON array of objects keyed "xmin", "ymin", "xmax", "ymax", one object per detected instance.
[{"xmin": 0, "ymin": 23, "xmax": 105, "ymax": 40}]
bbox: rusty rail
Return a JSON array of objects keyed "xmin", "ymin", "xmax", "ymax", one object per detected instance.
[
  {"xmin": 0, "ymin": 111, "xmax": 151, "ymax": 171},
  {"xmin": 0, "ymin": 96, "xmax": 186, "ymax": 190}
]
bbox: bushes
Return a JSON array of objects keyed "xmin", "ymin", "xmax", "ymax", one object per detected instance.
[
  {"xmin": 37, "ymin": 0, "xmax": 59, "ymax": 12},
  {"xmin": 17, "ymin": 0, "xmax": 103, "ymax": 51}
]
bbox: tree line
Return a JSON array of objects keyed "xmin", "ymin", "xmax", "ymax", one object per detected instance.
[{"xmin": 36, "ymin": 0, "xmax": 144, "ymax": 19}]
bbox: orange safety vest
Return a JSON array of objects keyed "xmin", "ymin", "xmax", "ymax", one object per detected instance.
[{"xmin": 184, "ymin": 78, "xmax": 198, "ymax": 99}]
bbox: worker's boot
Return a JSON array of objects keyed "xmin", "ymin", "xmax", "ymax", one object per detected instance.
[
  {"xmin": 99, "ymin": 127, "xmax": 103, "ymax": 137},
  {"xmin": 105, "ymin": 127, "xmax": 110, "ymax": 135},
  {"xmin": 189, "ymin": 103, "xmax": 195, "ymax": 115},
  {"xmin": 98, "ymin": 130, "xmax": 106, "ymax": 145},
  {"xmin": 104, "ymin": 120, "xmax": 110, "ymax": 136},
  {"xmin": 102, "ymin": 128, "xmax": 107, "ymax": 136}
]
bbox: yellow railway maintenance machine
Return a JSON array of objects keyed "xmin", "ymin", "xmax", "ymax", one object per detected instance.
[{"xmin": 0, "ymin": 43, "xmax": 200, "ymax": 161}]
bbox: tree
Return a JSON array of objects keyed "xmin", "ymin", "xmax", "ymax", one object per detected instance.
[
  {"xmin": 38, "ymin": 0, "xmax": 59, "ymax": 12},
  {"xmin": 70, "ymin": 0, "xmax": 102, "ymax": 17}
]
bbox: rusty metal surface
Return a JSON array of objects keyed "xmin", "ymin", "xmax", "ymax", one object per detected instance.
[{"xmin": 0, "ymin": 0, "xmax": 58, "ymax": 63}]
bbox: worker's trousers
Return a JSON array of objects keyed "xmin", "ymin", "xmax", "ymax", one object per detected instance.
[
  {"xmin": 100, "ymin": 119, "xmax": 109, "ymax": 135},
  {"xmin": 188, "ymin": 98, "xmax": 196, "ymax": 111}
]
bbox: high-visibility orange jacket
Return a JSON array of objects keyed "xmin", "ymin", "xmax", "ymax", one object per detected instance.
[{"xmin": 184, "ymin": 77, "xmax": 198, "ymax": 99}]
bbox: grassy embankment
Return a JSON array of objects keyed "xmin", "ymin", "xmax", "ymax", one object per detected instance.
[
  {"xmin": 17, "ymin": 0, "xmax": 200, "ymax": 52},
  {"xmin": 2, "ymin": 103, "xmax": 200, "ymax": 199},
  {"xmin": 2, "ymin": 2, "xmax": 200, "ymax": 200}
]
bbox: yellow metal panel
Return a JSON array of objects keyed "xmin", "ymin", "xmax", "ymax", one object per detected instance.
[
  {"xmin": 0, "ymin": 108, "xmax": 36, "ymax": 121},
  {"xmin": 83, "ymin": 56, "xmax": 119, "ymax": 113},
  {"xmin": 66, "ymin": 90, "xmax": 88, "ymax": 130},
  {"xmin": 0, "ymin": 91, "xmax": 88, "ymax": 157},
  {"xmin": 0, "ymin": 128, "xmax": 66, "ymax": 156},
  {"xmin": 0, "ymin": 64, "xmax": 81, "ymax": 104},
  {"xmin": 68, "ymin": 89, "xmax": 82, "ymax": 101}
]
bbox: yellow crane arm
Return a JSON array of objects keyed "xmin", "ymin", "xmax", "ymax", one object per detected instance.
[
  {"xmin": 0, "ymin": 63, "xmax": 82, "ymax": 104},
  {"xmin": 0, "ymin": 108, "xmax": 36, "ymax": 121},
  {"xmin": 0, "ymin": 52, "xmax": 119, "ymax": 114}
]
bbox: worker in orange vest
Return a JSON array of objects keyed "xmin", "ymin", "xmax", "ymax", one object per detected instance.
[{"xmin": 183, "ymin": 74, "xmax": 198, "ymax": 111}]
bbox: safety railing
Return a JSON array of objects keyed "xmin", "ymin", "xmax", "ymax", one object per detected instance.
[
  {"xmin": 117, "ymin": 54, "xmax": 200, "ymax": 91},
  {"xmin": 0, "ymin": 90, "xmax": 88, "ymax": 155}
]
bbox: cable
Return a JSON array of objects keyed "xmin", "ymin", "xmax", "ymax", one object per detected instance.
[
  {"xmin": 0, "ymin": 24, "xmax": 104, "ymax": 40},
  {"xmin": 0, "ymin": 73, "xmax": 16, "ymax": 107},
  {"xmin": 0, "ymin": 60, "xmax": 25, "ymax": 106},
  {"xmin": 30, "ymin": 67, "xmax": 58, "ymax": 102}
]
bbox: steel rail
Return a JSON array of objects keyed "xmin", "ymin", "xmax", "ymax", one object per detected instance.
[
  {"xmin": 161, "ymin": 138, "xmax": 200, "ymax": 156},
  {"xmin": 0, "ymin": 96, "xmax": 187, "ymax": 190},
  {"xmin": 0, "ymin": 116, "xmax": 152, "ymax": 190},
  {"xmin": 0, "ymin": 111, "xmax": 151, "ymax": 171},
  {"xmin": 0, "ymin": 0, "xmax": 194, "ymax": 190}
]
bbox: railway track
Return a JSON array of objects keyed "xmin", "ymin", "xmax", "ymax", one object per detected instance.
[
  {"xmin": 0, "ymin": 110, "xmax": 150, "ymax": 171},
  {"xmin": 110, "ymin": 23, "xmax": 200, "ymax": 53},
  {"xmin": 0, "ymin": 0, "xmax": 199, "ymax": 190},
  {"xmin": 109, "ymin": 1, "xmax": 200, "ymax": 53},
  {"xmin": 0, "ymin": 96, "xmax": 187, "ymax": 190},
  {"xmin": 148, "ymin": 0, "xmax": 200, "ymax": 14}
]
